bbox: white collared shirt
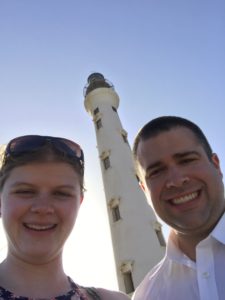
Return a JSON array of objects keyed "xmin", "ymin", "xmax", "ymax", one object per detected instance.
[{"xmin": 132, "ymin": 213, "xmax": 225, "ymax": 300}]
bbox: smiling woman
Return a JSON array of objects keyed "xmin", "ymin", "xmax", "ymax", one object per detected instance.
[{"xmin": 0, "ymin": 135, "xmax": 129, "ymax": 300}]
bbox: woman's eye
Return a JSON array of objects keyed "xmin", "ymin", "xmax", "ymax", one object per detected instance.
[
  {"xmin": 14, "ymin": 190, "xmax": 34, "ymax": 195},
  {"xmin": 55, "ymin": 191, "xmax": 72, "ymax": 197}
]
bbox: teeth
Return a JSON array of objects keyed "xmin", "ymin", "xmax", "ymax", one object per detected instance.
[
  {"xmin": 172, "ymin": 192, "xmax": 198, "ymax": 205},
  {"xmin": 25, "ymin": 224, "xmax": 55, "ymax": 231}
]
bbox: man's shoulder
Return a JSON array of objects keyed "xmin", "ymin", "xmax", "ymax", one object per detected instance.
[
  {"xmin": 132, "ymin": 257, "xmax": 168, "ymax": 300},
  {"xmin": 147, "ymin": 255, "xmax": 168, "ymax": 278}
]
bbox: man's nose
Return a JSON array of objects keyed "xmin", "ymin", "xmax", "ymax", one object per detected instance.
[
  {"xmin": 165, "ymin": 167, "xmax": 190, "ymax": 189},
  {"xmin": 30, "ymin": 195, "xmax": 54, "ymax": 214}
]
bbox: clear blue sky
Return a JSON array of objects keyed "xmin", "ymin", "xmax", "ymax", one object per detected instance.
[{"xmin": 0, "ymin": 0, "xmax": 224, "ymax": 290}]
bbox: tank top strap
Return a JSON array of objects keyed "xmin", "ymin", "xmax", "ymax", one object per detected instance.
[
  {"xmin": 67, "ymin": 277, "xmax": 101, "ymax": 300},
  {"xmin": 83, "ymin": 287, "xmax": 101, "ymax": 300}
]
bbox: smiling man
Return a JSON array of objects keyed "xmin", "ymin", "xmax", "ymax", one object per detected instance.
[{"xmin": 132, "ymin": 116, "xmax": 225, "ymax": 300}]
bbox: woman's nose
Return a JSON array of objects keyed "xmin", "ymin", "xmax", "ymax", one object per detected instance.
[{"xmin": 30, "ymin": 195, "xmax": 54, "ymax": 214}]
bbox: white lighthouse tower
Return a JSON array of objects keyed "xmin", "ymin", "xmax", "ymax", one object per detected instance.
[{"xmin": 84, "ymin": 73, "xmax": 165, "ymax": 295}]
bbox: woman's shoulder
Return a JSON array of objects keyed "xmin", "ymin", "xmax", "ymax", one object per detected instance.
[
  {"xmin": 94, "ymin": 288, "xmax": 130, "ymax": 300},
  {"xmin": 81, "ymin": 286, "xmax": 130, "ymax": 300}
]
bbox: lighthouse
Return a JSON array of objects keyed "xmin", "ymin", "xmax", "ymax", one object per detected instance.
[{"xmin": 84, "ymin": 73, "xmax": 165, "ymax": 295}]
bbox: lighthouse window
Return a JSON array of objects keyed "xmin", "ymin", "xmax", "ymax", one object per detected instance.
[
  {"xmin": 112, "ymin": 106, "xmax": 117, "ymax": 112},
  {"xmin": 123, "ymin": 271, "xmax": 135, "ymax": 294},
  {"xmin": 135, "ymin": 174, "xmax": 140, "ymax": 182},
  {"xmin": 96, "ymin": 119, "xmax": 102, "ymax": 129},
  {"xmin": 93, "ymin": 107, "xmax": 99, "ymax": 115},
  {"xmin": 112, "ymin": 205, "xmax": 121, "ymax": 222},
  {"xmin": 155, "ymin": 228, "xmax": 166, "ymax": 247},
  {"xmin": 121, "ymin": 130, "xmax": 128, "ymax": 143},
  {"xmin": 103, "ymin": 156, "xmax": 110, "ymax": 169},
  {"xmin": 122, "ymin": 133, "xmax": 128, "ymax": 143}
]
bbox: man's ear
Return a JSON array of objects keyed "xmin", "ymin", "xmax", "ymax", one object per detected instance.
[{"xmin": 212, "ymin": 153, "xmax": 223, "ymax": 176}]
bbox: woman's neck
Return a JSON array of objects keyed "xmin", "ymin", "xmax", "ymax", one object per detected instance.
[{"xmin": 0, "ymin": 254, "xmax": 70, "ymax": 298}]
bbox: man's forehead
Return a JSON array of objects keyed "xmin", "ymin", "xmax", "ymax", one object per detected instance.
[
  {"xmin": 136, "ymin": 128, "xmax": 201, "ymax": 163},
  {"xmin": 140, "ymin": 127, "xmax": 199, "ymax": 147}
]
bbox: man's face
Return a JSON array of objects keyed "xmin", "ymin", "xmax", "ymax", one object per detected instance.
[{"xmin": 137, "ymin": 127, "xmax": 225, "ymax": 238}]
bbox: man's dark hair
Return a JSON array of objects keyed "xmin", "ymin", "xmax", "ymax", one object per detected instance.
[{"xmin": 133, "ymin": 116, "xmax": 213, "ymax": 160}]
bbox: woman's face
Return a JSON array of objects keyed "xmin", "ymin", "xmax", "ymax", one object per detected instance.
[{"xmin": 0, "ymin": 161, "xmax": 83, "ymax": 264}]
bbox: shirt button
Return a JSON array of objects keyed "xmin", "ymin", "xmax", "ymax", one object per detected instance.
[{"xmin": 202, "ymin": 272, "xmax": 210, "ymax": 278}]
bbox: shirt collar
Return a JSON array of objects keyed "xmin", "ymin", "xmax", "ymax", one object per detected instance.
[
  {"xmin": 210, "ymin": 211, "xmax": 225, "ymax": 244},
  {"xmin": 166, "ymin": 211, "xmax": 225, "ymax": 265}
]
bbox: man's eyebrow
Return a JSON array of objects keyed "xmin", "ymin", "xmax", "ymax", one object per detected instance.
[
  {"xmin": 145, "ymin": 151, "xmax": 200, "ymax": 171},
  {"xmin": 146, "ymin": 161, "xmax": 163, "ymax": 171},
  {"xmin": 173, "ymin": 150, "xmax": 201, "ymax": 159}
]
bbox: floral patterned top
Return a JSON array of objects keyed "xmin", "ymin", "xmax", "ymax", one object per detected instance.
[{"xmin": 0, "ymin": 277, "xmax": 100, "ymax": 300}]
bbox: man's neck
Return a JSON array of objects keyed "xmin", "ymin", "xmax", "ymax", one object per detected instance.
[
  {"xmin": 177, "ymin": 234, "xmax": 200, "ymax": 261},
  {"xmin": 171, "ymin": 229, "xmax": 211, "ymax": 261},
  {"xmin": 170, "ymin": 212, "xmax": 225, "ymax": 261}
]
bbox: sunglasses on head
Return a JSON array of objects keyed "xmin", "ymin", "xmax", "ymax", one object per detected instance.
[{"xmin": 4, "ymin": 135, "xmax": 84, "ymax": 168}]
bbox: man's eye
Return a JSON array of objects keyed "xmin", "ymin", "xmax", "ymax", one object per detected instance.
[
  {"xmin": 147, "ymin": 168, "xmax": 163, "ymax": 179},
  {"xmin": 181, "ymin": 157, "xmax": 197, "ymax": 164}
]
